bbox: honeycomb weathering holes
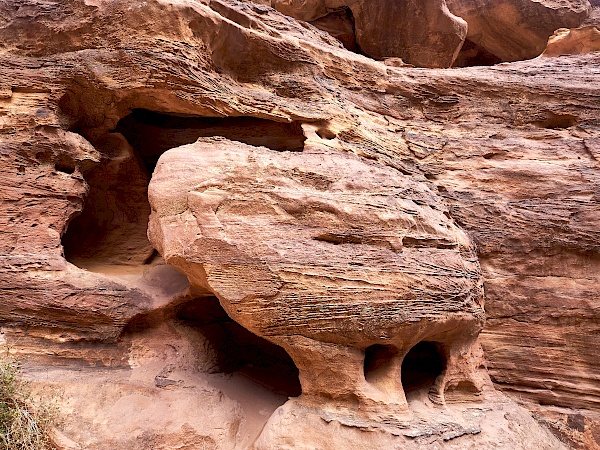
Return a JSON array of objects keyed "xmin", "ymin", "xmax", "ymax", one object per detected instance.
[{"xmin": 364, "ymin": 341, "xmax": 447, "ymax": 399}]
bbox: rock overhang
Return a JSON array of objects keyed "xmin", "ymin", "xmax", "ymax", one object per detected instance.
[{"xmin": 147, "ymin": 136, "xmax": 489, "ymax": 419}]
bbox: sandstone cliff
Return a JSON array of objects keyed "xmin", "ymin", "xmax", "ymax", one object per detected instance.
[{"xmin": 0, "ymin": 0, "xmax": 599, "ymax": 449}]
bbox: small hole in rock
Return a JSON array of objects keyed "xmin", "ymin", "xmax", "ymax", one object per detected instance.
[
  {"xmin": 533, "ymin": 112, "xmax": 578, "ymax": 129},
  {"xmin": 482, "ymin": 152, "xmax": 503, "ymax": 160},
  {"xmin": 364, "ymin": 344, "xmax": 399, "ymax": 393},
  {"xmin": 316, "ymin": 127, "xmax": 337, "ymax": 140},
  {"xmin": 401, "ymin": 341, "xmax": 445, "ymax": 396},
  {"xmin": 55, "ymin": 162, "xmax": 75, "ymax": 174}
]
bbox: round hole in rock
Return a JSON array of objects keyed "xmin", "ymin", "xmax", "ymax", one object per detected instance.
[
  {"xmin": 401, "ymin": 341, "xmax": 445, "ymax": 396},
  {"xmin": 316, "ymin": 127, "xmax": 337, "ymax": 140}
]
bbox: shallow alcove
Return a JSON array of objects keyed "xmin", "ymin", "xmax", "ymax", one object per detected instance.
[
  {"xmin": 61, "ymin": 131, "xmax": 154, "ymax": 270},
  {"xmin": 174, "ymin": 296, "xmax": 302, "ymax": 398},
  {"xmin": 115, "ymin": 109, "xmax": 306, "ymax": 165},
  {"xmin": 401, "ymin": 341, "xmax": 446, "ymax": 397},
  {"xmin": 120, "ymin": 294, "xmax": 302, "ymax": 447},
  {"xmin": 532, "ymin": 111, "xmax": 579, "ymax": 129},
  {"xmin": 363, "ymin": 344, "xmax": 400, "ymax": 394},
  {"xmin": 452, "ymin": 39, "xmax": 502, "ymax": 68},
  {"xmin": 61, "ymin": 109, "xmax": 306, "ymax": 271},
  {"xmin": 308, "ymin": 7, "xmax": 359, "ymax": 53}
]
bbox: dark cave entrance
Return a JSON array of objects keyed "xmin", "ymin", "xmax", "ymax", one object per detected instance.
[
  {"xmin": 363, "ymin": 341, "xmax": 447, "ymax": 400},
  {"xmin": 62, "ymin": 104, "xmax": 303, "ymax": 400},
  {"xmin": 452, "ymin": 39, "xmax": 502, "ymax": 68},
  {"xmin": 61, "ymin": 109, "xmax": 306, "ymax": 270},
  {"xmin": 401, "ymin": 341, "xmax": 445, "ymax": 396},
  {"xmin": 115, "ymin": 109, "xmax": 306, "ymax": 166},
  {"xmin": 124, "ymin": 296, "xmax": 302, "ymax": 399}
]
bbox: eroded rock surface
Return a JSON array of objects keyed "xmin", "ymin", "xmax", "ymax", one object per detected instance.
[
  {"xmin": 0, "ymin": 0, "xmax": 598, "ymax": 448},
  {"xmin": 446, "ymin": 0, "xmax": 592, "ymax": 61},
  {"xmin": 542, "ymin": 25, "xmax": 600, "ymax": 56},
  {"xmin": 148, "ymin": 137, "xmax": 488, "ymax": 422},
  {"xmin": 272, "ymin": 0, "xmax": 468, "ymax": 67}
]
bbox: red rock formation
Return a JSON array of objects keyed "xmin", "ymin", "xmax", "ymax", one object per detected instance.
[
  {"xmin": 446, "ymin": 0, "xmax": 592, "ymax": 61},
  {"xmin": 0, "ymin": 0, "xmax": 598, "ymax": 448},
  {"xmin": 542, "ymin": 25, "xmax": 600, "ymax": 56},
  {"xmin": 272, "ymin": 0, "xmax": 468, "ymax": 67},
  {"xmin": 147, "ymin": 137, "xmax": 489, "ymax": 423}
]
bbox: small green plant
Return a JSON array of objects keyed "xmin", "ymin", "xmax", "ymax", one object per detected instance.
[{"xmin": 0, "ymin": 354, "xmax": 57, "ymax": 450}]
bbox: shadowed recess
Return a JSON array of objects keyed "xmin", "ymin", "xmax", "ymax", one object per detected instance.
[
  {"xmin": 62, "ymin": 109, "xmax": 306, "ymax": 270},
  {"xmin": 401, "ymin": 341, "xmax": 445, "ymax": 395},
  {"xmin": 309, "ymin": 7, "xmax": 359, "ymax": 53},
  {"xmin": 453, "ymin": 39, "xmax": 502, "ymax": 67},
  {"xmin": 363, "ymin": 344, "xmax": 400, "ymax": 393},
  {"xmin": 116, "ymin": 109, "xmax": 306, "ymax": 173},
  {"xmin": 175, "ymin": 296, "xmax": 302, "ymax": 398}
]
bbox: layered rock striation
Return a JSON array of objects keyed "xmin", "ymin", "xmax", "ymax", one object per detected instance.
[
  {"xmin": 0, "ymin": 0, "xmax": 598, "ymax": 449},
  {"xmin": 147, "ymin": 137, "xmax": 489, "ymax": 422}
]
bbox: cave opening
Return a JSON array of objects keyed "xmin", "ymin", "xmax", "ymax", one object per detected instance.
[
  {"xmin": 174, "ymin": 296, "xmax": 302, "ymax": 398},
  {"xmin": 115, "ymin": 109, "xmax": 306, "ymax": 165},
  {"xmin": 61, "ymin": 109, "xmax": 306, "ymax": 271},
  {"xmin": 401, "ymin": 341, "xmax": 445, "ymax": 396},
  {"xmin": 453, "ymin": 39, "xmax": 502, "ymax": 68}
]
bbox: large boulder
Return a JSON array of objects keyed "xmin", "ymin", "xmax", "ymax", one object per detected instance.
[
  {"xmin": 542, "ymin": 25, "xmax": 600, "ymax": 56},
  {"xmin": 350, "ymin": 0, "xmax": 467, "ymax": 68},
  {"xmin": 272, "ymin": 0, "xmax": 468, "ymax": 68},
  {"xmin": 148, "ymin": 137, "xmax": 489, "ymax": 423}
]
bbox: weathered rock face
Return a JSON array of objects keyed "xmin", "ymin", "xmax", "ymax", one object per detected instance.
[
  {"xmin": 542, "ymin": 25, "xmax": 600, "ymax": 56},
  {"xmin": 147, "ymin": 137, "xmax": 488, "ymax": 421},
  {"xmin": 271, "ymin": 0, "xmax": 468, "ymax": 67},
  {"xmin": 446, "ymin": 0, "xmax": 592, "ymax": 61},
  {"xmin": 415, "ymin": 104, "xmax": 600, "ymax": 417},
  {"xmin": 584, "ymin": 0, "xmax": 600, "ymax": 25},
  {"xmin": 0, "ymin": 0, "xmax": 599, "ymax": 449},
  {"xmin": 352, "ymin": 0, "xmax": 467, "ymax": 68}
]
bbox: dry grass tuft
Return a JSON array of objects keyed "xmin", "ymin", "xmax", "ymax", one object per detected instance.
[{"xmin": 0, "ymin": 355, "xmax": 57, "ymax": 450}]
